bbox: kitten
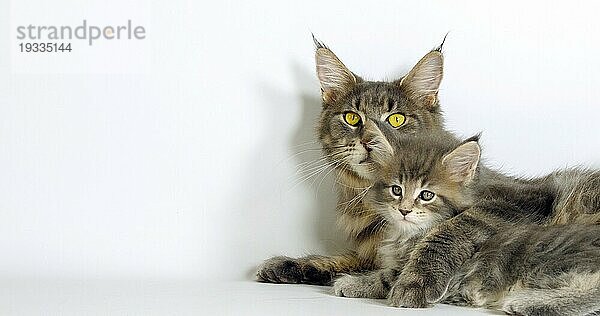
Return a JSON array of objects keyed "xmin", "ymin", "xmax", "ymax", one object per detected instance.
[
  {"xmin": 387, "ymin": 149, "xmax": 600, "ymax": 310},
  {"xmin": 333, "ymin": 133, "xmax": 600, "ymax": 315},
  {"xmin": 333, "ymin": 132, "xmax": 475, "ymax": 299},
  {"xmin": 446, "ymin": 223, "xmax": 600, "ymax": 315},
  {"xmin": 256, "ymin": 36, "xmax": 452, "ymax": 285}
]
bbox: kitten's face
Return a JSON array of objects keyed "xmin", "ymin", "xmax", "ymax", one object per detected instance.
[
  {"xmin": 371, "ymin": 174, "xmax": 461, "ymax": 238},
  {"xmin": 314, "ymin": 39, "xmax": 445, "ymax": 180},
  {"xmin": 369, "ymin": 136, "xmax": 481, "ymax": 238}
]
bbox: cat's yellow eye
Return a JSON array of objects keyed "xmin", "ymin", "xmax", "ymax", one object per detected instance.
[
  {"xmin": 387, "ymin": 113, "xmax": 406, "ymax": 128},
  {"xmin": 344, "ymin": 112, "xmax": 361, "ymax": 126}
]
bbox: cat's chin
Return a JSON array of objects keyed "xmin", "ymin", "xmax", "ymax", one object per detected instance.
[
  {"xmin": 393, "ymin": 219, "xmax": 417, "ymax": 229},
  {"xmin": 388, "ymin": 223, "xmax": 422, "ymax": 240},
  {"xmin": 388, "ymin": 218, "xmax": 425, "ymax": 235}
]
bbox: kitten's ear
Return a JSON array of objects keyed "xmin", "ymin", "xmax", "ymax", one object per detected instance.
[
  {"xmin": 442, "ymin": 139, "xmax": 480, "ymax": 183},
  {"xmin": 313, "ymin": 36, "xmax": 359, "ymax": 104},
  {"xmin": 398, "ymin": 48, "xmax": 443, "ymax": 108}
]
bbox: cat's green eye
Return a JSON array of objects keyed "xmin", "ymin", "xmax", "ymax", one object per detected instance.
[
  {"xmin": 390, "ymin": 185, "xmax": 402, "ymax": 197},
  {"xmin": 387, "ymin": 113, "xmax": 406, "ymax": 128},
  {"xmin": 344, "ymin": 112, "xmax": 361, "ymax": 126},
  {"xmin": 419, "ymin": 190, "xmax": 435, "ymax": 201}
]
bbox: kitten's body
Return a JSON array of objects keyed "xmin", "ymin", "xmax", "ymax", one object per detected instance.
[
  {"xmin": 257, "ymin": 38, "xmax": 451, "ymax": 285},
  {"xmin": 447, "ymin": 223, "xmax": 600, "ymax": 315},
  {"xmin": 546, "ymin": 168, "xmax": 600, "ymax": 224},
  {"xmin": 333, "ymin": 133, "xmax": 600, "ymax": 315}
]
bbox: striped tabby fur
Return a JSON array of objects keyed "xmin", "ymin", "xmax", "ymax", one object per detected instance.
[{"xmin": 257, "ymin": 37, "xmax": 451, "ymax": 285}]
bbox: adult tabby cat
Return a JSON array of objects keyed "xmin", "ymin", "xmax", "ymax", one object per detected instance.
[
  {"xmin": 333, "ymin": 133, "xmax": 600, "ymax": 315},
  {"xmin": 256, "ymin": 37, "xmax": 453, "ymax": 285}
]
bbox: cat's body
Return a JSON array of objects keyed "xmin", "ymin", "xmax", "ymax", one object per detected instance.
[
  {"xmin": 545, "ymin": 168, "xmax": 600, "ymax": 224},
  {"xmin": 333, "ymin": 133, "xmax": 600, "ymax": 315},
  {"xmin": 446, "ymin": 223, "xmax": 600, "ymax": 315},
  {"xmin": 257, "ymin": 38, "xmax": 452, "ymax": 285}
]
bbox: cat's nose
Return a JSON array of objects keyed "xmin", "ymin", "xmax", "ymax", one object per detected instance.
[
  {"xmin": 360, "ymin": 140, "xmax": 372, "ymax": 152},
  {"xmin": 399, "ymin": 209, "xmax": 412, "ymax": 216}
]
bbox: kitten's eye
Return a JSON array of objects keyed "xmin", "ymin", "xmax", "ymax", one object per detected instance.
[
  {"xmin": 344, "ymin": 112, "xmax": 361, "ymax": 126},
  {"xmin": 419, "ymin": 190, "xmax": 435, "ymax": 201},
  {"xmin": 387, "ymin": 113, "xmax": 406, "ymax": 128},
  {"xmin": 390, "ymin": 185, "xmax": 402, "ymax": 197}
]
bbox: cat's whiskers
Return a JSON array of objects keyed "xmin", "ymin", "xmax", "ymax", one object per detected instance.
[
  {"xmin": 296, "ymin": 149, "xmax": 346, "ymax": 167},
  {"xmin": 312, "ymin": 149, "xmax": 355, "ymax": 189},
  {"xmin": 340, "ymin": 184, "xmax": 373, "ymax": 214},
  {"xmin": 296, "ymin": 157, "xmax": 335, "ymax": 174},
  {"xmin": 290, "ymin": 140, "xmax": 320, "ymax": 149},
  {"xmin": 333, "ymin": 163, "xmax": 352, "ymax": 188},
  {"xmin": 361, "ymin": 217, "xmax": 388, "ymax": 239},
  {"xmin": 309, "ymin": 159, "xmax": 346, "ymax": 189},
  {"xmin": 295, "ymin": 151, "xmax": 346, "ymax": 175},
  {"xmin": 286, "ymin": 148, "xmax": 323, "ymax": 160},
  {"xmin": 278, "ymin": 143, "xmax": 345, "ymax": 168},
  {"xmin": 290, "ymin": 155, "xmax": 348, "ymax": 189},
  {"xmin": 292, "ymin": 160, "xmax": 340, "ymax": 187},
  {"xmin": 295, "ymin": 156, "xmax": 340, "ymax": 174},
  {"xmin": 335, "ymin": 180, "xmax": 370, "ymax": 190},
  {"xmin": 316, "ymin": 160, "xmax": 343, "ymax": 194},
  {"xmin": 291, "ymin": 160, "xmax": 337, "ymax": 185},
  {"xmin": 338, "ymin": 190, "xmax": 363, "ymax": 209},
  {"xmin": 290, "ymin": 144, "xmax": 346, "ymax": 158},
  {"xmin": 296, "ymin": 158, "xmax": 347, "ymax": 181}
]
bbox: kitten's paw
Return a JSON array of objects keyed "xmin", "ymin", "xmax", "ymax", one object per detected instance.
[
  {"xmin": 388, "ymin": 281, "xmax": 430, "ymax": 308},
  {"xmin": 333, "ymin": 275, "xmax": 372, "ymax": 298},
  {"xmin": 256, "ymin": 256, "xmax": 303, "ymax": 284},
  {"xmin": 501, "ymin": 301, "xmax": 552, "ymax": 316},
  {"xmin": 387, "ymin": 271, "xmax": 448, "ymax": 308}
]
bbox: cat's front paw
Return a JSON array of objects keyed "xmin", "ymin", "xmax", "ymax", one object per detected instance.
[
  {"xmin": 333, "ymin": 275, "xmax": 372, "ymax": 298},
  {"xmin": 388, "ymin": 273, "xmax": 444, "ymax": 308},
  {"xmin": 256, "ymin": 256, "xmax": 303, "ymax": 284},
  {"xmin": 388, "ymin": 281, "xmax": 430, "ymax": 308},
  {"xmin": 501, "ymin": 299, "xmax": 550, "ymax": 316}
]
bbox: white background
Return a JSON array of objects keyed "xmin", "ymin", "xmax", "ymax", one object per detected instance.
[{"xmin": 1, "ymin": 1, "xmax": 599, "ymax": 314}]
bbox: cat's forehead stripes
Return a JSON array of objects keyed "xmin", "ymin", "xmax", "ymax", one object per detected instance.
[
  {"xmin": 397, "ymin": 166, "xmax": 435, "ymax": 186},
  {"xmin": 351, "ymin": 97, "xmax": 360, "ymax": 111},
  {"xmin": 399, "ymin": 177, "xmax": 428, "ymax": 197},
  {"xmin": 349, "ymin": 85, "xmax": 401, "ymax": 117},
  {"xmin": 386, "ymin": 98, "xmax": 395, "ymax": 112}
]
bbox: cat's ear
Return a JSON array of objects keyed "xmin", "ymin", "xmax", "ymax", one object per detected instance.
[
  {"xmin": 313, "ymin": 36, "xmax": 359, "ymax": 104},
  {"xmin": 398, "ymin": 48, "xmax": 443, "ymax": 108},
  {"xmin": 442, "ymin": 138, "xmax": 480, "ymax": 183}
]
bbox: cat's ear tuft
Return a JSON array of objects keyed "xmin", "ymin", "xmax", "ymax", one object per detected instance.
[
  {"xmin": 398, "ymin": 49, "xmax": 444, "ymax": 108},
  {"xmin": 314, "ymin": 36, "xmax": 358, "ymax": 104},
  {"xmin": 442, "ymin": 140, "xmax": 480, "ymax": 183}
]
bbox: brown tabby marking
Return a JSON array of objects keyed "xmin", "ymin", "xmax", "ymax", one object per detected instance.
[{"xmin": 257, "ymin": 36, "xmax": 449, "ymax": 285}]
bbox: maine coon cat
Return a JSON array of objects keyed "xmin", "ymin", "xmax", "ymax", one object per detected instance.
[
  {"xmin": 333, "ymin": 133, "xmax": 600, "ymax": 315},
  {"xmin": 256, "ymin": 36, "xmax": 453, "ymax": 285}
]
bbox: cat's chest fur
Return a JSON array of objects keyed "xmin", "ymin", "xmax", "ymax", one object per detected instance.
[
  {"xmin": 335, "ymin": 170, "xmax": 387, "ymax": 265},
  {"xmin": 378, "ymin": 234, "xmax": 421, "ymax": 269}
]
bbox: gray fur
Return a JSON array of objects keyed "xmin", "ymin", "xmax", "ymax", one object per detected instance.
[
  {"xmin": 447, "ymin": 224, "xmax": 600, "ymax": 315},
  {"xmin": 333, "ymin": 268, "xmax": 400, "ymax": 299},
  {"xmin": 333, "ymin": 132, "xmax": 600, "ymax": 316},
  {"xmin": 257, "ymin": 37, "xmax": 449, "ymax": 285}
]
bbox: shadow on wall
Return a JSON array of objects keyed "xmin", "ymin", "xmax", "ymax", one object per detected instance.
[
  {"xmin": 288, "ymin": 62, "xmax": 351, "ymax": 253},
  {"xmin": 237, "ymin": 61, "xmax": 351, "ymax": 280}
]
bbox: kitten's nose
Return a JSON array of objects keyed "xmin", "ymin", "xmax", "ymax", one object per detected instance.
[
  {"xmin": 360, "ymin": 140, "xmax": 372, "ymax": 152},
  {"xmin": 399, "ymin": 209, "xmax": 412, "ymax": 216}
]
